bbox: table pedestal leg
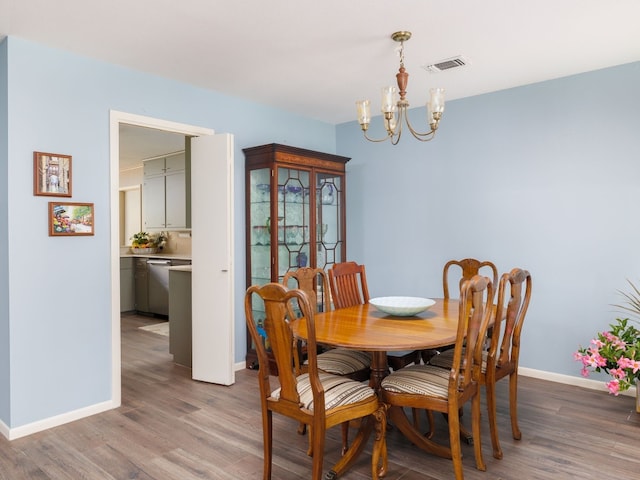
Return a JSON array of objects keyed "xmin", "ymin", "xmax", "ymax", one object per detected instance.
[
  {"xmin": 389, "ymin": 406, "xmax": 452, "ymax": 459},
  {"xmin": 370, "ymin": 351, "xmax": 389, "ymax": 392}
]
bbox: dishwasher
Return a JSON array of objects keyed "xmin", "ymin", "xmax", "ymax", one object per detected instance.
[{"xmin": 147, "ymin": 258, "xmax": 192, "ymax": 316}]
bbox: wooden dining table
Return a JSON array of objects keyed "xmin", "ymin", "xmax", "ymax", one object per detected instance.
[
  {"xmin": 291, "ymin": 298, "xmax": 461, "ymax": 391},
  {"xmin": 290, "ymin": 298, "xmax": 464, "ymax": 466}
]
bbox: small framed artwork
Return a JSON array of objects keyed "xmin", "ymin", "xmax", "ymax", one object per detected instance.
[
  {"xmin": 48, "ymin": 202, "xmax": 94, "ymax": 236},
  {"xmin": 34, "ymin": 151, "xmax": 72, "ymax": 197}
]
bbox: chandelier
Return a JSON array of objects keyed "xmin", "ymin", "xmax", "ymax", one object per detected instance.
[{"xmin": 356, "ymin": 31, "xmax": 445, "ymax": 145}]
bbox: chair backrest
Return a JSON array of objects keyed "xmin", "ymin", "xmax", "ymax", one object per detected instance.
[
  {"xmin": 244, "ymin": 283, "xmax": 320, "ymax": 403},
  {"xmin": 442, "ymin": 258, "xmax": 498, "ymax": 300},
  {"xmin": 327, "ymin": 261, "xmax": 370, "ymax": 309},
  {"xmin": 450, "ymin": 275, "xmax": 494, "ymax": 393},
  {"xmin": 487, "ymin": 268, "xmax": 532, "ymax": 375},
  {"xmin": 283, "ymin": 267, "xmax": 332, "ymax": 313}
]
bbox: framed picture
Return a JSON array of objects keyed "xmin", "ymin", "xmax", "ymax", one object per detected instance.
[
  {"xmin": 34, "ymin": 151, "xmax": 72, "ymax": 196},
  {"xmin": 48, "ymin": 202, "xmax": 94, "ymax": 236}
]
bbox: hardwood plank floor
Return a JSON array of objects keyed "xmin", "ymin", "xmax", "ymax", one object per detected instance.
[{"xmin": 1, "ymin": 313, "xmax": 638, "ymax": 479}]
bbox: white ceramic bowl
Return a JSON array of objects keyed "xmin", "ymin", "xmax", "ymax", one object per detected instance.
[{"xmin": 369, "ymin": 296, "xmax": 436, "ymax": 317}]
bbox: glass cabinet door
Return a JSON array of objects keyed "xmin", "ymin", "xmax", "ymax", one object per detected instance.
[
  {"xmin": 276, "ymin": 167, "xmax": 310, "ymax": 281},
  {"xmin": 249, "ymin": 167, "xmax": 271, "ymax": 286},
  {"xmin": 316, "ymin": 173, "xmax": 343, "ymax": 270}
]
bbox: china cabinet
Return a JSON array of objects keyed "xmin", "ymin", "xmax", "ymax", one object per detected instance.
[{"xmin": 244, "ymin": 143, "xmax": 349, "ymax": 372}]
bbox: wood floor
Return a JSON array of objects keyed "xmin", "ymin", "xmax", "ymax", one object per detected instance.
[{"xmin": 1, "ymin": 313, "xmax": 638, "ymax": 480}]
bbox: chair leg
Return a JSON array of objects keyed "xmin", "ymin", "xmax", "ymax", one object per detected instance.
[
  {"xmin": 486, "ymin": 380, "xmax": 503, "ymax": 459},
  {"xmin": 447, "ymin": 405, "xmax": 465, "ymax": 480},
  {"xmin": 310, "ymin": 421, "xmax": 326, "ymax": 480},
  {"xmin": 341, "ymin": 421, "xmax": 350, "ymax": 455},
  {"xmin": 263, "ymin": 410, "xmax": 273, "ymax": 480},
  {"xmin": 307, "ymin": 426, "xmax": 313, "ymax": 457},
  {"xmin": 470, "ymin": 393, "xmax": 486, "ymax": 472},
  {"xmin": 411, "ymin": 409, "xmax": 435, "ymax": 439},
  {"xmin": 509, "ymin": 373, "xmax": 522, "ymax": 440}
]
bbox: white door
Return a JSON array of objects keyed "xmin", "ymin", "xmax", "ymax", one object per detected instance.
[{"xmin": 190, "ymin": 133, "xmax": 235, "ymax": 385}]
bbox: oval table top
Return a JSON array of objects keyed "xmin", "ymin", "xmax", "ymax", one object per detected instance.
[{"xmin": 290, "ymin": 298, "xmax": 460, "ymax": 352}]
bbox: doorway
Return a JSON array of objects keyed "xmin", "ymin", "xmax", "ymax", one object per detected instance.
[{"xmin": 109, "ymin": 111, "xmax": 234, "ymax": 407}]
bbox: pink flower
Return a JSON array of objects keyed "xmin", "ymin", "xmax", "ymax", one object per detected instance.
[
  {"xmin": 609, "ymin": 367, "xmax": 626, "ymax": 380},
  {"xmin": 617, "ymin": 357, "xmax": 640, "ymax": 373},
  {"xmin": 580, "ymin": 367, "xmax": 590, "ymax": 378},
  {"xmin": 606, "ymin": 379, "xmax": 620, "ymax": 396},
  {"xmin": 586, "ymin": 353, "xmax": 607, "ymax": 368}
]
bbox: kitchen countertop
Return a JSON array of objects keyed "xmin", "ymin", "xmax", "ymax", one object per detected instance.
[{"xmin": 121, "ymin": 253, "xmax": 192, "ymax": 261}]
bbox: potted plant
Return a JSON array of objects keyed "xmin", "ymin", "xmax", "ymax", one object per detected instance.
[
  {"xmin": 130, "ymin": 232, "xmax": 158, "ymax": 253},
  {"xmin": 574, "ymin": 281, "xmax": 640, "ymax": 411}
]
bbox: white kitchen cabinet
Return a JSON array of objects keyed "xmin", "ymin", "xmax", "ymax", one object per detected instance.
[{"xmin": 142, "ymin": 152, "xmax": 190, "ymax": 230}]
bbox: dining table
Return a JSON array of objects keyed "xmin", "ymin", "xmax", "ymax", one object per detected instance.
[
  {"xmin": 291, "ymin": 298, "xmax": 461, "ymax": 391},
  {"xmin": 290, "ymin": 297, "xmax": 465, "ymax": 470}
]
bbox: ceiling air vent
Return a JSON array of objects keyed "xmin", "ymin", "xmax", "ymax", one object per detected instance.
[{"xmin": 423, "ymin": 55, "xmax": 470, "ymax": 73}]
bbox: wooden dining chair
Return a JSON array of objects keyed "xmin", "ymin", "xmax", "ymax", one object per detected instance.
[
  {"xmin": 443, "ymin": 258, "xmax": 498, "ymax": 300},
  {"xmin": 283, "ymin": 267, "xmax": 371, "ymax": 382},
  {"xmin": 328, "ymin": 261, "xmax": 420, "ymax": 371},
  {"xmin": 380, "ymin": 275, "xmax": 494, "ymax": 480},
  {"xmin": 245, "ymin": 282, "xmax": 387, "ymax": 480},
  {"xmin": 430, "ymin": 258, "xmax": 499, "ymax": 360},
  {"xmin": 283, "ymin": 267, "xmax": 371, "ymax": 454},
  {"xmin": 429, "ymin": 268, "xmax": 532, "ymax": 459}
]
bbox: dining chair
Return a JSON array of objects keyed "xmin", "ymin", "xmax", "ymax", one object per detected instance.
[
  {"xmin": 380, "ymin": 275, "xmax": 494, "ymax": 480},
  {"xmin": 328, "ymin": 261, "xmax": 420, "ymax": 371},
  {"xmin": 431, "ymin": 258, "xmax": 499, "ymax": 360},
  {"xmin": 245, "ymin": 282, "xmax": 387, "ymax": 480},
  {"xmin": 429, "ymin": 267, "xmax": 532, "ymax": 459},
  {"xmin": 283, "ymin": 267, "xmax": 372, "ymax": 455},
  {"xmin": 443, "ymin": 258, "xmax": 498, "ymax": 300},
  {"xmin": 283, "ymin": 267, "xmax": 371, "ymax": 382}
]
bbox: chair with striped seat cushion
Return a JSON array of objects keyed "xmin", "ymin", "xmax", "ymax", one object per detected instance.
[
  {"xmin": 380, "ymin": 275, "xmax": 494, "ymax": 480},
  {"xmin": 283, "ymin": 267, "xmax": 372, "ymax": 454},
  {"xmin": 429, "ymin": 268, "xmax": 532, "ymax": 459},
  {"xmin": 245, "ymin": 282, "xmax": 387, "ymax": 480},
  {"xmin": 283, "ymin": 267, "xmax": 371, "ymax": 381}
]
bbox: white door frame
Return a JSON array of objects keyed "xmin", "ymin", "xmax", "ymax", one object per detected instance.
[{"xmin": 109, "ymin": 111, "xmax": 214, "ymax": 405}]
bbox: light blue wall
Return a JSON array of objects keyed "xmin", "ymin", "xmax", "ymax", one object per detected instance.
[
  {"xmin": 0, "ymin": 39, "xmax": 9, "ymax": 423},
  {"xmin": 4, "ymin": 33, "xmax": 639, "ymax": 432},
  {"xmin": 337, "ymin": 61, "xmax": 640, "ymax": 381},
  {"xmin": 1, "ymin": 36, "xmax": 337, "ymax": 429}
]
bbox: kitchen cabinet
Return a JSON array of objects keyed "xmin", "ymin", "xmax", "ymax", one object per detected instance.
[
  {"xmin": 120, "ymin": 257, "xmax": 135, "ymax": 312},
  {"xmin": 134, "ymin": 257, "xmax": 150, "ymax": 313},
  {"xmin": 169, "ymin": 267, "xmax": 192, "ymax": 367},
  {"xmin": 243, "ymin": 143, "xmax": 349, "ymax": 373},
  {"xmin": 142, "ymin": 152, "xmax": 190, "ymax": 230}
]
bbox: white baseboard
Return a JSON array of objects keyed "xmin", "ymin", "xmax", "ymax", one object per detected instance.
[
  {"xmin": 519, "ymin": 366, "xmax": 635, "ymax": 398},
  {"xmin": 2, "ymin": 366, "xmax": 632, "ymax": 441},
  {"xmin": 5, "ymin": 400, "xmax": 118, "ymax": 440}
]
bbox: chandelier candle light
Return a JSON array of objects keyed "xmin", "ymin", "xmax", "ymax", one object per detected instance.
[{"xmin": 356, "ymin": 31, "xmax": 445, "ymax": 145}]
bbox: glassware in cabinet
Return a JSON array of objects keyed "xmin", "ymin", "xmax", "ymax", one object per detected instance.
[{"xmin": 244, "ymin": 144, "xmax": 349, "ymax": 373}]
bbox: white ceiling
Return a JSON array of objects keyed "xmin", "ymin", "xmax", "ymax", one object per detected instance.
[{"xmin": 3, "ymin": 0, "xmax": 640, "ymax": 165}]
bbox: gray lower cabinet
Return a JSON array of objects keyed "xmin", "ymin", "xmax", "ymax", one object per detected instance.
[
  {"xmin": 134, "ymin": 257, "xmax": 150, "ymax": 313},
  {"xmin": 120, "ymin": 257, "xmax": 135, "ymax": 312},
  {"xmin": 169, "ymin": 268, "xmax": 192, "ymax": 367}
]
